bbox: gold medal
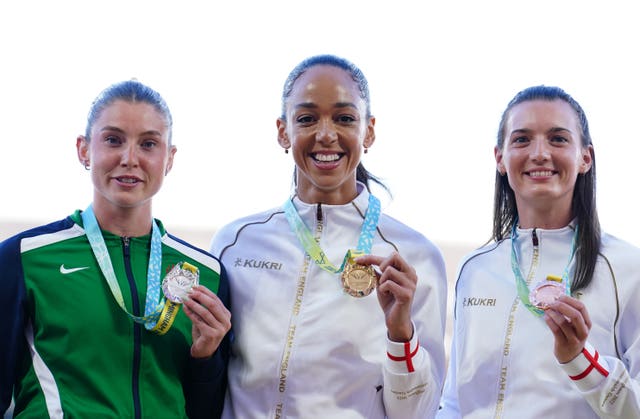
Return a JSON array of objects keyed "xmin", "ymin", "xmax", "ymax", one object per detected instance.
[
  {"xmin": 529, "ymin": 275, "xmax": 564, "ymax": 310},
  {"xmin": 341, "ymin": 261, "xmax": 377, "ymax": 298},
  {"xmin": 162, "ymin": 262, "xmax": 199, "ymax": 304}
]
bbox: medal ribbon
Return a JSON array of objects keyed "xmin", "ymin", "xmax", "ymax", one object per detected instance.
[
  {"xmin": 82, "ymin": 205, "xmax": 165, "ymax": 329},
  {"xmin": 283, "ymin": 193, "xmax": 381, "ymax": 273},
  {"xmin": 510, "ymin": 222, "xmax": 578, "ymax": 316}
]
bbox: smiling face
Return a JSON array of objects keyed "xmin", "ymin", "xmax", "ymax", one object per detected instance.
[
  {"xmin": 277, "ymin": 65, "xmax": 375, "ymax": 205},
  {"xmin": 77, "ymin": 100, "xmax": 176, "ymax": 217},
  {"xmin": 495, "ymin": 99, "xmax": 592, "ymax": 227}
]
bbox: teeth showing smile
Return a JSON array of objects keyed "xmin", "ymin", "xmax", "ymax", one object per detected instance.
[
  {"xmin": 312, "ymin": 153, "xmax": 342, "ymax": 162},
  {"xmin": 528, "ymin": 170, "xmax": 554, "ymax": 177},
  {"xmin": 117, "ymin": 177, "xmax": 139, "ymax": 184}
]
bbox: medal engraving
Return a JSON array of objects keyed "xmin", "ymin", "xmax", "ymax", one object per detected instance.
[
  {"xmin": 529, "ymin": 280, "xmax": 564, "ymax": 310},
  {"xmin": 341, "ymin": 262, "xmax": 376, "ymax": 298},
  {"xmin": 162, "ymin": 263, "xmax": 199, "ymax": 303}
]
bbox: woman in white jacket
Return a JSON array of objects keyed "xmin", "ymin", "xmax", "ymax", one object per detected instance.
[
  {"xmin": 210, "ymin": 54, "xmax": 447, "ymax": 419},
  {"xmin": 438, "ymin": 85, "xmax": 640, "ymax": 418}
]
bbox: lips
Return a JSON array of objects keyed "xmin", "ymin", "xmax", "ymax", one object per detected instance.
[
  {"xmin": 114, "ymin": 175, "xmax": 142, "ymax": 185},
  {"xmin": 526, "ymin": 170, "xmax": 556, "ymax": 178},
  {"xmin": 311, "ymin": 152, "xmax": 343, "ymax": 162}
]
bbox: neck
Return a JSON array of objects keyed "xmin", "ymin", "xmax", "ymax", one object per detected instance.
[
  {"xmin": 91, "ymin": 201, "xmax": 153, "ymax": 237},
  {"xmin": 516, "ymin": 203, "xmax": 573, "ymax": 230},
  {"xmin": 296, "ymin": 188, "xmax": 359, "ymax": 205},
  {"xmin": 296, "ymin": 179, "xmax": 359, "ymax": 205}
]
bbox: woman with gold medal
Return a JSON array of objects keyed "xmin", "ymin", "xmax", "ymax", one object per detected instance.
[
  {"xmin": 210, "ymin": 55, "xmax": 448, "ymax": 418},
  {"xmin": 0, "ymin": 80, "xmax": 231, "ymax": 418},
  {"xmin": 438, "ymin": 86, "xmax": 640, "ymax": 418}
]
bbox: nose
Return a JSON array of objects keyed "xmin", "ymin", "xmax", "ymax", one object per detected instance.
[
  {"xmin": 121, "ymin": 143, "xmax": 139, "ymax": 167},
  {"xmin": 530, "ymin": 139, "xmax": 550, "ymax": 162},
  {"xmin": 315, "ymin": 119, "xmax": 338, "ymax": 144}
]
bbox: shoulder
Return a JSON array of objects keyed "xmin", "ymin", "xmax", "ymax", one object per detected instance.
[
  {"xmin": 218, "ymin": 207, "xmax": 284, "ymax": 233},
  {"xmin": 600, "ymin": 231, "xmax": 640, "ymax": 255},
  {"xmin": 162, "ymin": 232, "xmax": 223, "ymax": 274},
  {"xmin": 599, "ymin": 231, "xmax": 640, "ymax": 272},
  {"xmin": 0, "ymin": 216, "xmax": 78, "ymax": 293},
  {"xmin": 0, "ymin": 216, "xmax": 79, "ymax": 256},
  {"xmin": 211, "ymin": 207, "xmax": 285, "ymax": 251},
  {"xmin": 377, "ymin": 213, "xmax": 444, "ymax": 261},
  {"xmin": 456, "ymin": 239, "xmax": 506, "ymax": 275}
]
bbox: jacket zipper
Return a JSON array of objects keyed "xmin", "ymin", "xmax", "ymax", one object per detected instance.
[
  {"xmin": 315, "ymin": 204, "xmax": 324, "ymax": 245},
  {"xmin": 274, "ymin": 204, "xmax": 322, "ymax": 416},
  {"xmin": 494, "ymin": 227, "xmax": 540, "ymax": 417},
  {"xmin": 528, "ymin": 228, "xmax": 539, "ymax": 284},
  {"xmin": 123, "ymin": 237, "xmax": 142, "ymax": 419}
]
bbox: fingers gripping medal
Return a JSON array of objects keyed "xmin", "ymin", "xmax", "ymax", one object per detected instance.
[
  {"xmin": 529, "ymin": 275, "xmax": 564, "ymax": 310},
  {"xmin": 163, "ymin": 262, "xmax": 200, "ymax": 303},
  {"xmin": 152, "ymin": 262, "xmax": 199, "ymax": 335},
  {"xmin": 341, "ymin": 250, "xmax": 377, "ymax": 298}
]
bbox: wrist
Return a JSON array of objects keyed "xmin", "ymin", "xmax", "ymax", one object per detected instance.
[
  {"xmin": 387, "ymin": 318, "xmax": 414, "ymax": 342},
  {"xmin": 388, "ymin": 326, "xmax": 413, "ymax": 342}
]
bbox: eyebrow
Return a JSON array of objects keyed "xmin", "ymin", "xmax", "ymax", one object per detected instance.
[
  {"xmin": 100, "ymin": 126, "xmax": 163, "ymax": 137},
  {"xmin": 548, "ymin": 127, "xmax": 574, "ymax": 134},
  {"xmin": 294, "ymin": 102, "xmax": 359, "ymax": 110},
  {"xmin": 510, "ymin": 127, "xmax": 574, "ymax": 135}
]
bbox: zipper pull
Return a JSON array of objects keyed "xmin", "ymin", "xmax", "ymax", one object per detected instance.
[
  {"xmin": 316, "ymin": 203, "xmax": 323, "ymax": 222},
  {"xmin": 122, "ymin": 236, "xmax": 130, "ymax": 256},
  {"xmin": 532, "ymin": 228, "xmax": 539, "ymax": 247}
]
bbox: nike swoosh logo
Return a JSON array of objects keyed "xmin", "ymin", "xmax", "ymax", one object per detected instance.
[{"xmin": 60, "ymin": 265, "xmax": 90, "ymax": 274}]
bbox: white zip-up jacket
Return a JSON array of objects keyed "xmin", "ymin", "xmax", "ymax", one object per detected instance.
[
  {"xmin": 439, "ymin": 225, "xmax": 640, "ymax": 418},
  {"xmin": 210, "ymin": 186, "xmax": 447, "ymax": 419}
]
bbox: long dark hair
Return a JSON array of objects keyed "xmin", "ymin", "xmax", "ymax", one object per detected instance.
[
  {"xmin": 280, "ymin": 54, "xmax": 388, "ymax": 193},
  {"xmin": 493, "ymin": 85, "xmax": 600, "ymax": 292}
]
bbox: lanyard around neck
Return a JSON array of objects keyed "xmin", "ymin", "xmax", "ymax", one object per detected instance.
[
  {"xmin": 510, "ymin": 222, "xmax": 577, "ymax": 317},
  {"xmin": 283, "ymin": 193, "xmax": 381, "ymax": 274},
  {"xmin": 82, "ymin": 205, "xmax": 165, "ymax": 329}
]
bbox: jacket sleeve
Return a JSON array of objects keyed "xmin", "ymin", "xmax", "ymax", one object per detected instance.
[
  {"xmin": 436, "ymin": 314, "xmax": 461, "ymax": 418},
  {"xmin": 558, "ymin": 342, "xmax": 640, "ymax": 417},
  {"xmin": 557, "ymin": 278, "xmax": 640, "ymax": 419},
  {"xmin": 184, "ymin": 264, "xmax": 232, "ymax": 419},
  {"xmin": 0, "ymin": 235, "xmax": 27, "ymax": 416},
  {"xmin": 382, "ymin": 242, "xmax": 448, "ymax": 419}
]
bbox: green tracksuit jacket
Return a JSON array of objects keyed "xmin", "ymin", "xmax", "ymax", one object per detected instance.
[{"xmin": 1, "ymin": 211, "xmax": 230, "ymax": 418}]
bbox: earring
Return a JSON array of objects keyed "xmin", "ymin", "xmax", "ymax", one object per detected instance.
[
  {"xmin": 364, "ymin": 148, "xmax": 368, "ymax": 154},
  {"xmin": 84, "ymin": 161, "xmax": 90, "ymax": 171}
]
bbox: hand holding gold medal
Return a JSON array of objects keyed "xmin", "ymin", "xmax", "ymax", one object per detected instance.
[{"xmin": 353, "ymin": 252, "xmax": 416, "ymax": 342}]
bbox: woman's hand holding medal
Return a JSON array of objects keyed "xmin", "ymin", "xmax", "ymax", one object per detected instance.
[
  {"xmin": 183, "ymin": 285, "xmax": 232, "ymax": 359},
  {"xmin": 356, "ymin": 252, "xmax": 416, "ymax": 342},
  {"xmin": 543, "ymin": 295, "xmax": 592, "ymax": 364}
]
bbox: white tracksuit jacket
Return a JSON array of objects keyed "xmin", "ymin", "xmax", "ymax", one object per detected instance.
[
  {"xmin": 210, "ymin": 187, "xmax": 447, "ymax": 419},
  {"xmin": 438, "ymin": 224, "xmax": 640, "ymax": 418}
]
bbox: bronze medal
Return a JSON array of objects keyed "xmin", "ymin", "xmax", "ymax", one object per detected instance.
[
  {"xmin": 341, "ymin": 261, "xmax": 377, "ymax": 298},
  {"xmin": 162, "ymin": 263, "xmax": 199, "ymax": 304},
  {"xmin": 529, "ymin": 277, "xmax": 564, "ymax": 310}
]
